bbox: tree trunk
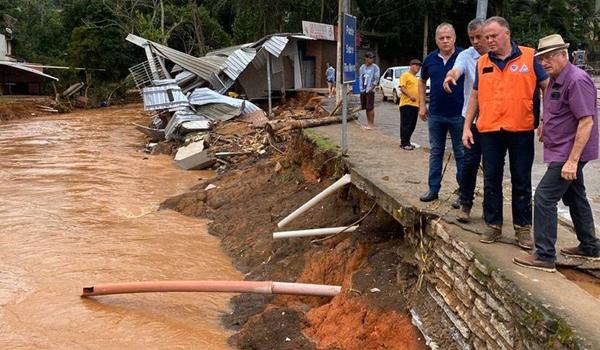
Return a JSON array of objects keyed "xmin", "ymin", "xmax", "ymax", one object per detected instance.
[
  {"xmin": 265, "ymin": 116, "xmax": 342, "ymax": 133},
  {"xmin": 422, "ymin": 13, "xmax": 429, "ymax": 59}
]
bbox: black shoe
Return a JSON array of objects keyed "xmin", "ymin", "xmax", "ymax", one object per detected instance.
[
  {"xmin": 451, "ymin": 197, "xmax": 460, "ymax": 209},
  {"xmin": 420, "ymin": 191, "xmax": 438, "ymax": 202}
]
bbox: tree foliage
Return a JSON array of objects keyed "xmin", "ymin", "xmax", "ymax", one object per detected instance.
[{"xmin": 1, "ymin": 0, "xmax": 598, "ymax": 87}]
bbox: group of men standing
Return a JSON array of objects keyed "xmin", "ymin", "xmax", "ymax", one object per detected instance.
[{"xmin": 392, "ymin": 16, "xmax": 600, "ymax": 272}]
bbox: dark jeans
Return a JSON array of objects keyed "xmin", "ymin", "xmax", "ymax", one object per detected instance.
[
  {"xmin": 427, "ymin": 114, "xmax": 464, "ymax": 193},
  {"xmin": 534, "ymin": 162, "xmax": 599, "ymax": 262},
  {"xmin": 480, "ymin": 130, "xmax": 534, "ymax": 227},
  {"xmin": 459, "ymin": 123, "xmax": 482, "ymax": 207},
  {"xmin": 400, "ymin": 105, "xmax": 418, "ymax": 146}
]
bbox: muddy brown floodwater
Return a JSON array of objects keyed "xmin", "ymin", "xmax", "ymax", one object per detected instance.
[{"xmin": 0, "ymin": 105, "xmax": 240, "ymax": 349}]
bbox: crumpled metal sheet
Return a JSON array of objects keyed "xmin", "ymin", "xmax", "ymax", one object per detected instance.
[
  {"xmin": 222, "ymin": 48, "xmax": 257, "ymax": 81},
  {"xmin": 142, "ymin": 83, "xmax": 189, "ymax": 111},
  {"xmin": 195, "ymin": 103, "xmax": 242, "ymax": 122},
  {"xmin": 263, "ymin": 36, "xmax": 289, "ymax": 57},
  {"xmin": 164, "ymin": 110, "xmax": 210, "ymax": 140},
  {"xmin": 189, "ymin": 88, "xmax": 261, "ymax": 116}
]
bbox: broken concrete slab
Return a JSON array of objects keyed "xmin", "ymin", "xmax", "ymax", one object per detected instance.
[{"xmin": 174, "ymin": 141, "xmax": 214, "ymax": 170}]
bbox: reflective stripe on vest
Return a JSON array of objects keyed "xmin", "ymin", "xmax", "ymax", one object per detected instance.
[{"xmin": 476, "ymin": 46, "xmax": 537, "ymax": 132}]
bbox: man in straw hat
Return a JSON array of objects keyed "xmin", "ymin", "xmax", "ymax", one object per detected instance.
[
  {"xmin": 514, "ymin": 34, "xmax": 600, "ymax": 272},
  {"xmin": 463, "ymin": 16, "xmax": 548, "ymax": 249}
]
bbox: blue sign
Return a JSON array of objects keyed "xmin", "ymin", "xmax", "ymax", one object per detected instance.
[{"xmin": 342, "ymin": 13, "xmax": 356, "ymax": 83}]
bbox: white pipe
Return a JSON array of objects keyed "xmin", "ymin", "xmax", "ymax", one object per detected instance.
[
  {"xmin": 273, "ymin": 225, "xmax": 359, "ymax": 239},
  {"xmin": 272, "ymin": 282, "xmax": 340, "ymax": 297},
  {"xmin": 277, "ymin": 174, "xmax": 352, "ymax": 228}
]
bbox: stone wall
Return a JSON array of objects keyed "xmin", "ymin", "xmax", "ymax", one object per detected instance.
[{"xmin": 407, "ymin": 220, "xmax": 586, "ymax": 350}]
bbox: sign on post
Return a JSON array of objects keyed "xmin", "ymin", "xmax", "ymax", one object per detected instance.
[{"xmin": 342, "ymin": 13, "xmax": 356, "ymax": 83}]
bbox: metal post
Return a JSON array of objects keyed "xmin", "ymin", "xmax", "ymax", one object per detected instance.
[
  {"xmin": 341, "ymin": 82, "xmax": 348, "ymax": 154},
  {"xmin": 267, "ymin": 54, "xmax": 272, "ymax": 118},
  {"xmin": 476, "ymin": 0, "xmax": 488, "ymax": 19},
  {"xmin": 335, "ymin": 0, "xmax": 343, "ymax": 104},
  {"xmin": 143, "ymin": 45, "xmax": 160, "ymax": 81},
  {"xmin": 422, "ymin": 13, "xmax": 428, "ymax": 59}
]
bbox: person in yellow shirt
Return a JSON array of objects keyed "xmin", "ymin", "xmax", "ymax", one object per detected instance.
[{"xmin": 398, "ymin": 59, "xmax": 421, "ymax": 150}]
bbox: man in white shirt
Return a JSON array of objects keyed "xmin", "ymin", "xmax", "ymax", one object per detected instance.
[{"xmin": 443, "ymin": 18, "xmax": 489, "ymax": 222}]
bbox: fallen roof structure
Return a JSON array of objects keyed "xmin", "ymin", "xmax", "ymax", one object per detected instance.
[{"xmin": 126, "ymin": 32, "xmax": 314, "ymax": 99}]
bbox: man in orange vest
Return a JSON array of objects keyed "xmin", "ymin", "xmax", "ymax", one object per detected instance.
[{"xmin": 463, "ymin": 16, "xmax": 548, "ymax": 248}]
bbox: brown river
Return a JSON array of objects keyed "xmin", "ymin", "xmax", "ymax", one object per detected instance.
[{"xmin": 0, "ymin": 105, "xmax": 240, "ymax": 349}]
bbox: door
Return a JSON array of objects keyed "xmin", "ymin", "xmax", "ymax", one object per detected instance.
[
  {"xmin": 381, "ymin": 68, "xmax": 393, "ymax": 96},
  {"xmin": 302, "ymin": 58, "xmax": 315, "ymax": 88}
]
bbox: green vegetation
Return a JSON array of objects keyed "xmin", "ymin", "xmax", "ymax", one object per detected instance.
[{"xmin": 1, "ymin": 0, "xmax": 598, "ymax": 101}]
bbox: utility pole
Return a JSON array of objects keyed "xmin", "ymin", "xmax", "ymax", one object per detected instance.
[
  {"xmin": 335, "ymin": 0, "xmax": 347, "ymax": 104},
  {"xmin": 476, "ymin": 0, "xmax": 488, "ymax": 19},
  {"xmin": 422, "ymin": 13, "xmax": 428, "ymax": 59}
]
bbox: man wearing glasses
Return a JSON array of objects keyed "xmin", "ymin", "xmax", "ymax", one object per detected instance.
[{"xmin": 514, "ymin": 34, "xmax": 600, "ymax": 272}]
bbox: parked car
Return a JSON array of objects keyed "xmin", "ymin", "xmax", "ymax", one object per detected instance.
[{"xmin": 379, "ymin": 66, "xmax": 429, "ymax": 104}]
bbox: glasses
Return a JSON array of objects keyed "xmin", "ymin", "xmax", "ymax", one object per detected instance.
[{"xmin": 538, "ymin": 50, "xmax": 561, "ymax": 62}]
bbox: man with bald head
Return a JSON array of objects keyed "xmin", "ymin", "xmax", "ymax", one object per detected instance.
[
  {"xmin": 418, "ymin": 22, "xmax": 465, "ymax": 205},
  {"xmin": 463, "ymin": 16, "xmax": 548, "ymax": 248}
]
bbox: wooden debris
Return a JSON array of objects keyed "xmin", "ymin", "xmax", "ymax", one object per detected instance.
[{"xmin": 265, "ymin": 116, "xmax": 342, "ymax": 133}]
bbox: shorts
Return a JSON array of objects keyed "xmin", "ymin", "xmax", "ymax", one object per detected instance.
[
  {"xmin": 327, "ymin": 79, "xmax": 335, "ymax": 84},
  {"xmin": 360, "ymin": 91, "xmax": 375, "ymax": 111}
]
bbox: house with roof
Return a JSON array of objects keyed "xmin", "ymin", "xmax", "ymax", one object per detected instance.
[{"xmin": 0, "ymin": 31, "xmax": 58, "ymax": 95}]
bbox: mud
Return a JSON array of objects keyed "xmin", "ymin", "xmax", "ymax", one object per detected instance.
[{"xmin": 162, "ymin": 135, "xmax": 449, "ymax": 349}]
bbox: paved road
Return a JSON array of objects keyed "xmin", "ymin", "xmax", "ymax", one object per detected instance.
[{"xmin": 325, "ymin": 93, "xmax": 600, "ymax": 227}]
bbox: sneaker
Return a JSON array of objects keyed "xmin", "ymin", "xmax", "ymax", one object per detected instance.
[
  {"xmin": 514, "ymin": 225, "xmax": 533, "ymax": 250},
  {"xmin": 513, "ymin": 254, "xmax": 556, "ymax": 272},
  {"xmin": 480, "ymin": 225, "xmax": 502, "ymax": 243},
  {"xmin": 420, "ymin": 191, "xmax": 438, "ymax": 202},
  {"xmin": 400, "ymin": 144, "xmax": 415, "ymax": 151},
  {"xmin": 560, "ymin": 246, "xmax": 600, "ymax": 261},
  {"xmin": 451, "ymin": 196, "xmax": 460, "ymax": 209},
  {"xmin": 456, "ymin": 205, "xmax": 471, "ymax": 223}
]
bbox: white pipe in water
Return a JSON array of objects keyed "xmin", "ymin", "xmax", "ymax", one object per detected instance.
[
  {"xmin": 273, "ymin": 225, "xmax": 359, "ymax": 239},
  {"xmin": 277, "ymin": 173, "xmax": 352, "ymax": 228}
]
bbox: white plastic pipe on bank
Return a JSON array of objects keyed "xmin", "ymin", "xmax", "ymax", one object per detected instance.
[
  {"xmin": 277, "ymin": 173, "xmax": 352, "ymax": 229},
  {"xmin": 81, "ymin": 280, "xmax": 341, "ymax": 297},
  {"xmin": 273, "ymin": 225, "xmax": 359, "ymax": 239}
]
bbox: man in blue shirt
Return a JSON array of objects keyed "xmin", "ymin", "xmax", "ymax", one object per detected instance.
[
  {"xmin": 359, "ymin": 52, "xmax": 380, "ymax": 129},
  {"xmin": 419, "ymin": 22, "xmax": 465, "ymax": 203}
]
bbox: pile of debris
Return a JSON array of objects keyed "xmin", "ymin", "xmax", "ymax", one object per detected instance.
[{"xmin": 135, "ymin": 86, "xmax": 343, "ymax": 172}]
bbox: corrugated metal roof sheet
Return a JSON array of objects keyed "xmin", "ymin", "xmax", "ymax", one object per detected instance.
[
  {"xmin": 263, "ymin": 36, "xmax": 289, "ymax": 57},
  {"xmin": 196, "ymin": 103, "xmax": 242, "ymax": 122},
  {"xmin": 126, "ymin": 34, "xmax": 222, "ymax": 83},
  {"xmin": 142, "ymin": 83, "xmax": 189, "ymax": 111},
  {"xmin": 189, "ymin": 87, "xmax": 261, "ymax": 115},
  {"xmin": 165, "ymin": 110, "xmax": 210, "ymax": 140},
  {"xmin": 222, "ymin": 48, "xmax": 257, "ymax": 80},
  {"xmin": 0, "ymin": 62, "xmax": 59, "ymax": 81}
]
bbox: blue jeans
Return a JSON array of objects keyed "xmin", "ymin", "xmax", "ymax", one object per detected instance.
[
  {"xmin": 480, "ymin": 130, "xmax": 534, "ymax": 227},
  {"xmin": 459, "ymin": 124, "xmax": 482, "ymax": 207},
  {"xmin": 534, "ymin": 162, "xmax": 599, "ymax": 262},
  {"xmin": 427, "ymin": 114, "xmax": 464, "ymax": 193}
]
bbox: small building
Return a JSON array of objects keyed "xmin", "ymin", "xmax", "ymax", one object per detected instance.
[{"xmin": 0, "ymin": 32, "xmax": 58, "ymax": 95}]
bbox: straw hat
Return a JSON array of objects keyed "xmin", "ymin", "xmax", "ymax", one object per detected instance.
[{"xmin": 535, "ymin": 34, "xmax": 570, "ymax": 57}]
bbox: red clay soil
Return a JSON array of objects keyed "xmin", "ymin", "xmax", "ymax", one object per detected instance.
[{"xmin": 161, "ymin": 135, "xmax": 433, "ymax": 349}]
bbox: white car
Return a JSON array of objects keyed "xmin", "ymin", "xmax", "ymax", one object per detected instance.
[{"xmin": 379, "ymin": 66, "xmax": 429, "ymax": 104}]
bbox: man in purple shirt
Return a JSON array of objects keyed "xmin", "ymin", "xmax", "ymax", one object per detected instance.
[{"xmin": 514, "ymin": 34, "xmax": 600, "ymax": 272}]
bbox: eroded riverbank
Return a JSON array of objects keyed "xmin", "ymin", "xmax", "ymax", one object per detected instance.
[{"xmin": 0, "ymin": 105, "xmax": 240, "ymax": 349}]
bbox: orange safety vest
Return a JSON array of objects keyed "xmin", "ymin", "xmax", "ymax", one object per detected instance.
[{"xmin": 476, "ymin": 46, "xmax": 537, "ymax": 132}]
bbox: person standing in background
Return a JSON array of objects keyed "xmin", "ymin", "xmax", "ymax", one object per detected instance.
[
  {"xmin": 359, "ymin": 52, "xmax": 380, "ymax": 129},
  {"xmin": 398, "ymin": 59, "xmax": 422, "ymax": 150},
  {"xmin": 325, "ymin": 63, "xmax": 336, "ymax": 98}
]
